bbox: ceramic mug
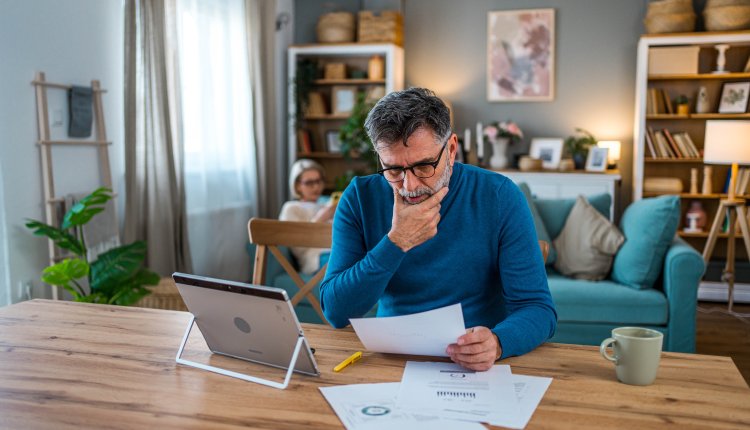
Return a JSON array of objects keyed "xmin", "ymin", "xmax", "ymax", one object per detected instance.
[{"xmin": 600, "ymin": 327, "xmax": 663, "ymax": 386}]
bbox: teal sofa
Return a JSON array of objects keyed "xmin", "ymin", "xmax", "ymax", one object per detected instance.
[{"xmin": 524, "ymin": 189, "xmax": 704, "ymax": 353}]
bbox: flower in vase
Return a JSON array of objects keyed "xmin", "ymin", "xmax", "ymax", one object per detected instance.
[{"xmin": 484, "ymin": 121, "xmax": 524, "ymax": 144}]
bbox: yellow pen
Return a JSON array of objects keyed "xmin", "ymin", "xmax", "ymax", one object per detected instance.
[{"xmin": 333, "ymin": 351, "xmax": 362, "ymax": 372}]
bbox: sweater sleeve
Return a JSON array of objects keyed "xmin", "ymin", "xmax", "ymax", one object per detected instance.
[
  {"xmin": 489, "ymin": 183, "xmax": 558, "ymax": 359},
  {"xmin": 320, "ymin": 182, "xmax": 406, "ymax": 328}
]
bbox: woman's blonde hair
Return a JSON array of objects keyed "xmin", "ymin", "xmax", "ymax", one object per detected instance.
[{"xmin": 289, "ymin": 159, "xmax": 325, "ymax": 199}]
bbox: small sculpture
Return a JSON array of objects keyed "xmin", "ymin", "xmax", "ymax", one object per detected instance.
[
  {"xmin": 696, "ymin": 86, "xmax": 710, "ymax": 114},
  {"xmin": 713, "ymin": 44, "xmax": 730, "ymax": 74},
  {"xmin": 690, "ymin": 167, "xmax": 699, "ymax": 194},
  {"xmin": 684, "ymin": 200, "xmax": 707, "ymax": 233},
  {"xmin": 702, "ymin": 166, "xmax": 713, "ymax": 195}
]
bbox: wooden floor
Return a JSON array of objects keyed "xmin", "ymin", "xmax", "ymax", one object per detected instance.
[{"xmin": 696, "ymin": 301, "xmax": 750, "ymax": 385}]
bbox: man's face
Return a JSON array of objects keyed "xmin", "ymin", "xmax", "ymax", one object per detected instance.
[{"xmin": 376, "ymin": 127, "xmax": 458, "ymax": 205}]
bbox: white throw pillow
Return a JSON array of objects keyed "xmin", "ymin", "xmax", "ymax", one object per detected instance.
[{"xmin": 553, "ymin": 196, "xmax": 625, "ymax": 281}]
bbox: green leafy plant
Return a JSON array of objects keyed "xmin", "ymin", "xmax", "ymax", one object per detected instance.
[
  {"xmin": 564, "ymin": 128, "xmax": 597, "ymax": 168},
  {"xmin": 293, "ymin": 59, "xmax": 318, "ymax": 128},
  {"xmin": 675, "ymin": 94, "xmax": 689, "ymax": 105},
  {"xmin": 25, "ymin": 187, "xmax": 159, "ymax": 305},
  {"xmin": 338, "ymin": 91, "xmax": 378, "ymax": 173}
]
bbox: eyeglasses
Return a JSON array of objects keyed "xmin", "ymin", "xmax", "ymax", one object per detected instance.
[
  {"xmin": 299, "ymin": 178, "xmax": 324, "ymax": 187},
  {"xmin": 377, "ymin": 140, "xmax": 448, "ymax": 183}
]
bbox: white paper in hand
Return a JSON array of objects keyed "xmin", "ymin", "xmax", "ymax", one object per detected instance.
[{"xmin": 349, "ymin": 304, "xmax": 465, "ymax": 356}]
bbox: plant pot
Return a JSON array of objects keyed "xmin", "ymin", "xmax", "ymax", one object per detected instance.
[
  {"xmin": 677, "ymin": 104, "xmax": 690, "ymax": 115},
  {"xmin": 489, "ymin": 137, "xmax": 510, "ymax": 170},
  {"xmin": 573, "ymin": 153, "xmax": 586, "ymax": 170}
]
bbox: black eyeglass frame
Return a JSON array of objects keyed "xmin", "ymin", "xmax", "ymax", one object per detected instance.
[{"xmin": 376, "ymin": 140, "xmax": 449, "ymax": 183}]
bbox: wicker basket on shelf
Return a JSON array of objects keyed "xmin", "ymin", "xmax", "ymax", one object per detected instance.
[
  {"xmin": 704, "ymin": 5, "xmax": 750, "ymax": 31},
  {"xmin": 135, "ymin": 277, "xmax": 187, "ymax": 311},
  {"xmin": 644, "ymin": 0, "xmax": 696, "ymax": 33},
  {"xmin": 316, "ymin": 12, "xmax": 356, "ymax": 43},
  {"xmin": 358, "ymin": 10, "xmax": 403, "ymax": 45}
]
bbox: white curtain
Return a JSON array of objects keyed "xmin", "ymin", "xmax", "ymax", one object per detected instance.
[
  {"xmin": 0, "ymin": 162, "xmax": 9, "ymax": 307},
  {"xmin": 176, "ymin": 0, "xmax": 257, "ymax": 281}
]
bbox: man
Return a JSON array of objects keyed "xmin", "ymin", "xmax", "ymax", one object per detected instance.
[{"xmin": 320, "ymin": 87, "xmax": 556, "ymax": 371}]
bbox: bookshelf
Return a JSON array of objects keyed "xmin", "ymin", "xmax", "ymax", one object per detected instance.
[
  {"xmin": 634, "ymin": 32, "xmax": 750, "ymax": 255},
  {"xmin": 287, "ymin": 43, "xmax": 404, "ymax": 191}
]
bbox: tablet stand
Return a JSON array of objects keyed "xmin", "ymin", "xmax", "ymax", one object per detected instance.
[{"xmin": 175, "ymin": 315, "xmax": 305, "ymax": 390}]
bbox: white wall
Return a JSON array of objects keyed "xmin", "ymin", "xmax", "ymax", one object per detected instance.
[{"xmin": 0, "ymin": 0, "xmax": 124, "ymax": 304}]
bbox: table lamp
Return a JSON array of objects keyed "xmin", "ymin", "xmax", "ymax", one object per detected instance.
[
  {"xmin": 702, "ymin": 120, "xmax": 750, "ymax": 313},
  {"xmin": 597, "ymin": 140, "xmax": 621, "ymax": 169}
]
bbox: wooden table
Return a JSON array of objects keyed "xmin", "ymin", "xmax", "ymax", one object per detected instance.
[{"xmin": 1, "ymin": 300, "xmax": 749, "ymax": 429}]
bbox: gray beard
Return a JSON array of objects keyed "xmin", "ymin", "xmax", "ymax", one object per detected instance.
[{"xmin": 398, "ymin": 160, "xmax": 452, "ymax": 205}]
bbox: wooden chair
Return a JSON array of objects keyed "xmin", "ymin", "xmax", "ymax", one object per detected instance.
[
  {"xmin": 247, "ymin": 218, "xmax": 331, "ymax": 322},
  {"xmin": 539, "ymin": 240, "xmax": 549, "ymax": 264}
]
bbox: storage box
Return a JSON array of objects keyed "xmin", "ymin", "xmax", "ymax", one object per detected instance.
[
  {"xmin": 324, "ymin": 63, "xmax": 346, "ymax": 80},
  {"xmin": 648, "ymin": 46, "xmax": 700, "ymax": 75},
  {"xmin": 358, "ymin": 10, "xmax": 403, "ymax": 46}
]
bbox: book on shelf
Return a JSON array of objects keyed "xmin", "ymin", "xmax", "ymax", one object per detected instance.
[
  {"xmin": 646, "ymin": 88, "xmax": 673, "ymax": 115},
  {"xmin": 297, "ymin": 129, "xmax": 313, "ymax": 154},
  {"xmin": 645, "ymin": 127, "xmax": 701, "ymax": 160}
]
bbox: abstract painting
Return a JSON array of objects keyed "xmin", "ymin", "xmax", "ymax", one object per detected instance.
[{"xmin": 487, "ymin": 9, "xmax": 555, "ymax": 102}]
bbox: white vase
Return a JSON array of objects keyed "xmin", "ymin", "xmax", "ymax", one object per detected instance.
[{"xmin": 489, "ymin": 137, "xmax": 510, "ymax": 169}]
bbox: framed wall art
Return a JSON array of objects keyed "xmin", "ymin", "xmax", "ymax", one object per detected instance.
[
  {"xmin": 487, "ymin": 8, "xmax": 555, "ymax": 102},
  {"xmin": 718, "ymin": 82, "xmax": 750, "ymax": 114},
  {"xmin": 331, "ymin": 86, "xmax": 357, "ymax": 115}
]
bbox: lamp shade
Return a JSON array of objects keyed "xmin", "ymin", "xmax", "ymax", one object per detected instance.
[
  {"xmin": 597, "ymin": 140, "xmax": 621, "ymax": 164},
  {"xmin": 703, "ymin": 120, "xmax": 750, "ymax": 165}
]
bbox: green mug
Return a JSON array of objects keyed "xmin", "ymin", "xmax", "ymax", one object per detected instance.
[{"xmin": 600, "ymin": 327, "xmax": 663, "ymax": 386}]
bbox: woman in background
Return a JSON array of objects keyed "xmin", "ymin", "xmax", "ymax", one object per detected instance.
[{"xmin": 279, "ymin": 159, "xmax": 335, "ymax": 274}]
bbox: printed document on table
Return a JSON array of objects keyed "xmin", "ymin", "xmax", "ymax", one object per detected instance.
[
  {"xmin": 349, "ymin": 304, "xmax": 465, "ymax": 356},
  {"xmin": 396, "ymin": 361, "xmax": 520, "ymax": 422},
  {"xmin": 487, "ymin": 374, "xmax": 553, "ymax": 429},
  {"xmin": 319, "ymin": 382, "xmax": 486, "ymax": 430}
]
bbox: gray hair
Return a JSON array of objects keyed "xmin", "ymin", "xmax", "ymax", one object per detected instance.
[
  {"xmin": 289, "ymin": 158, "xmax": 324, "ymax": 199},
  {"xmin": 364, "ymin": 87, "xmax": 451, "ymax": 149}
]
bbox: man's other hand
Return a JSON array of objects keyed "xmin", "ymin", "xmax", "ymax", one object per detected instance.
[
  {"xmin": 387, "ymin": 187, "xmax": 448, "ymax": 252},
  {"xmin": 446, "ymin": 326, "xmax": 502, "ymax": 371}
]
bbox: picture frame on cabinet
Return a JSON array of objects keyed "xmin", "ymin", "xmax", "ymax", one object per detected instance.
[
  {"xmin": 585, "ymin": 147, "xmax": 609, "ymax": 172},
  {"xmin": 718, "ymin": 81, "xmax": 750, "ymax": 114},
  {"xmin": 529, "ymin": 138, "xmax": 563, "ymax": 169},
  {"xmin": 326, "ymin": 130, "xmax": 342, "ymax": 153},
  {"xmin": 331, "ymin": 86, "xmax": 357, "ymax": 115}
]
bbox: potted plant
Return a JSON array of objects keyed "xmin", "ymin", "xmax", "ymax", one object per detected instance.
[
  {"xmin": 336, "ymin": 92, "xmax": 378, "ymax": 189},
  {"xmin": 483, "ymin": 120, "xmax": 524, "ymax": 169},
  {"xmin": 25, "ymin": 187, "xmax": 159, "ymax": 305},
  {"xmin": 564, "ymin": 128, "xmax": 597, "ymax": 170},
  {"xmin": 675, "ymin": 94, "xmax": 690, "ymax": 115}
]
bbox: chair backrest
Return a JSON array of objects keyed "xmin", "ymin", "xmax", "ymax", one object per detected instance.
[
  {"xmin": 539, "ymin": 240, "xmax": 549, "ymax": 263},
  {"xmin": 247, "ymin": 218, "xmax": 331, "ymax": 322}
]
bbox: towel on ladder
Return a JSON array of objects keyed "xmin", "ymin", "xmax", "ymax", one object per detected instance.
[
  {"xmin": 68, "ymin": 85, "xmax": 93, "ymax": 138},
  {"xmin": 63, "ymin": 193, "xmax": 121, "ymax": 262}
]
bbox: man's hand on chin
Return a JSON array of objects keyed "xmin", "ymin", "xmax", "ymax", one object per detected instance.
[
  {"xmin": 445, "ymin": 326, "xmax": 502, "ymax": 371},
  {"xmin": 387, "ymin": 187, "xmax": 448, "ymax": 252}
]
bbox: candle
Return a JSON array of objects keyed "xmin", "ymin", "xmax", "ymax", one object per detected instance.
[
  {"xmin": 463, "ymin": 128, "xmax": 471, "ymax": 152},
  {"xmin": 476, "ymin": 122, "xmax": 484, "ymax": 159}
]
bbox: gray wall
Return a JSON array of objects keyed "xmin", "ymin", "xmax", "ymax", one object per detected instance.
[
  {"xmin": 0, "ymin": 0, "xmax": 124, "ymax": 305},
  {"xmin": 294, "ymin": 0, "xmax": 652, "ymax": 214}
]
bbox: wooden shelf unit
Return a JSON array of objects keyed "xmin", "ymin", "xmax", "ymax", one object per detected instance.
[
  {"xmin": 634, "ymin": 31, "xmax": 750, "ymax": 257},
  {"xmin": 287, "ymin": 43, "xmax": 404, "ymax": 192}
]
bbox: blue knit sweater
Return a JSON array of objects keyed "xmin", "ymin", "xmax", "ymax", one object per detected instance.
[{"xmin": 320, "ymin": 163, "xmax": 557, "ymax": 358}]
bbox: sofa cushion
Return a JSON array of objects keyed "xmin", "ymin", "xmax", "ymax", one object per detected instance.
[
  {"xmin": 553, "ymin": 196, "xmax": 624, "ymax": 280},
  {"xmin": 518, "ymin": 183, "xmax": 555, "ymax": 263},
  {"xmin": 611, "ymin": 195, "xmax": 680, "ymax": 290},
  {"xmin": 547, "ymin": 272, "xmax": 668, "ymax": 325},
  {"xmin": 534, "ymin": 193, "xmax": 611, "ymax": 239}
]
